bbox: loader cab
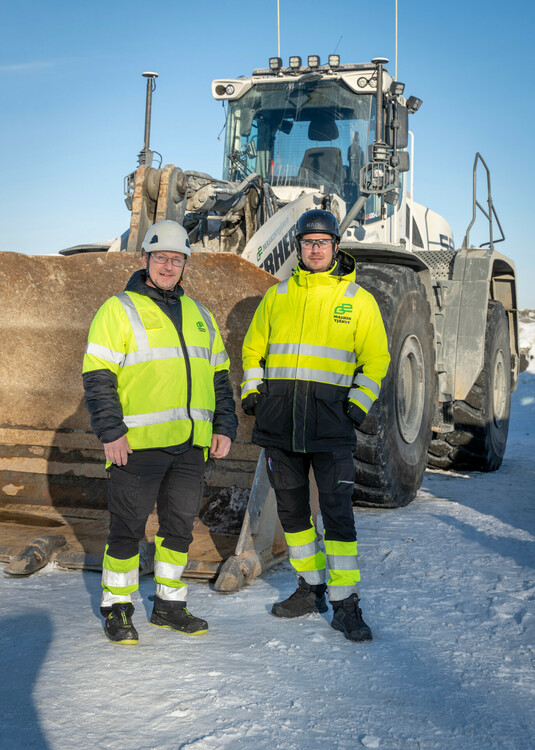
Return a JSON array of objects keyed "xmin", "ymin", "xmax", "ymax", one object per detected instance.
[{"xmin": 216, "ymin": 66, "xmax": 400, "ymax": 225}]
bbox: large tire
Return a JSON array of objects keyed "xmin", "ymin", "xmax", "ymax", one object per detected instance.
[
  {"xmin": 427, "ymin": 301, "xmax": 511, "ymax": 471},
  {"xmin": 353, "ymin": 264, "xmax": 435, "ymax": 507}
]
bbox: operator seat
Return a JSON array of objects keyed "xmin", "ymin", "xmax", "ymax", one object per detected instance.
[{"xmin": 297, "ymin": 147, "xmax": 344, "ymax": 191}]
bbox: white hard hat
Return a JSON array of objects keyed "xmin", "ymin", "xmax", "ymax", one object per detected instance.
[{"xmin": 141, "ymin": 220, "xmax": 191, "ymax": 257}]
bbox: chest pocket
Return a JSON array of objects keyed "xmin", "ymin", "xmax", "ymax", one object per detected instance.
[{"xmin": 140, "ymin": 308, "xmax": 163, "ymax": 330}]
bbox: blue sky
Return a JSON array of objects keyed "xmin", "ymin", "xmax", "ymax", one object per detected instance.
[{"xmin": 1, "ymin": 0, "xmax": 534, "ymax": 307}]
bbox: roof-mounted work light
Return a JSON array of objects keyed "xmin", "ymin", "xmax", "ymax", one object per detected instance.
[
  {"xmin": 406, "ymin": 95, "xmax": 423, "ymax": 113},
  {"xmin": 328, "ymin": 54, "xmax": 340, "ymax": 68},
  {"xmin": 308, "ymin": 55, "xmax": 320, "ymax": 68},
  {"xmin": 269, "ymin": 57, "xmax": 282, "ymax": 72},
  {"xmin": 390, "ymin": 80, "xmax": 405, "ymax": 96},
  {"xmin": 289, "ymin": 56, "xmax": 302, "ymax": 69}
]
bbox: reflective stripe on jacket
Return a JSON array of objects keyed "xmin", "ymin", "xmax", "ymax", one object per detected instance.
[
  {"xmin": 83, "ymin": 288, "xmax": 230, "ymax": 451},
  {"xmin": 241, "ymin": 252, "xmax": 390, "ymax": 452}
]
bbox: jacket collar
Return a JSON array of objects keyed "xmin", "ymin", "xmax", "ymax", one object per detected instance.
[
  {"xmin": 125, "ymin": 269, "xmax": 184, "ymax": 303},
  {"xmin": 293, "ymin": 251, "xmax": 356, "ymax": 284}
]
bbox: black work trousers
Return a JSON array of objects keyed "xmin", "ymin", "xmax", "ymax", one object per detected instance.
[
  {"xmin": 264, "ymin": 447, "xmax": 357, "ymax": 543},
  {"xmin": 106, "ymin": 447, "xmax": 205, "ymax": 559}
]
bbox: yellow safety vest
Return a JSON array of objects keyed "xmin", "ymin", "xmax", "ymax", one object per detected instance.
[{"xmin": 83, "ymin": 290, "xmax": 229, "ymax": 450}]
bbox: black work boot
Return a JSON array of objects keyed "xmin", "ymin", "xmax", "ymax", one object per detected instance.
[
  {"xmin": 150, "ymin": 596, "xmax": 208, "ymax": 634},
  {"xmin": 331, "ymin": 593, "xmax": 373, "ymax": 642},
  {"xmin": 271, "ymin": 576, "xmax": 328, "ymax": 618},
  {"xmin": 104, "ymin": 603, "xmax": 139, "ymax": 645}
]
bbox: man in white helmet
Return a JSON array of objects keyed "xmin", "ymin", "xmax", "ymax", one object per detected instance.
[{"xmin": 83, "ymin": 220, "xmax": 238, "ymax": 644}]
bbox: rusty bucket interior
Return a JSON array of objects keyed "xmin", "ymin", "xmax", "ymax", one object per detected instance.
[{"xmin": 0, "ymin": 250, "xmax": 285, "ymax": 585}]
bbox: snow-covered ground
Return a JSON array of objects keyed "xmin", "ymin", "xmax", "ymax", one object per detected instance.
[{"xmin": 2, "ymin": 325, "xmax": 534, "ymax": 750}]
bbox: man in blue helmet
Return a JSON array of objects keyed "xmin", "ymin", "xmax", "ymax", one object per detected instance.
[{"xmin": 241, "ymin": 209, "xmax": 390, "ymax": 642}]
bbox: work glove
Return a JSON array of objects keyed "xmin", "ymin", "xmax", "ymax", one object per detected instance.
[
  {"xmin": 346, "ymin": 401, "xmax": 366, "ymax": 428},
  {"xmin": 242, "ymin": 392, "xmax": 259, "ymax": 416}
]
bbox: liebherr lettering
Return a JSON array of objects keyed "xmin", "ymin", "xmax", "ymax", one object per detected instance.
[{"xmin": 261, "ymin": 226, "xmax": 297, "ymax": 275}]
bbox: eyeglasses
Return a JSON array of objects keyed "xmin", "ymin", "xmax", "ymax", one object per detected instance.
[
  {"xmin": 150, "ymin": 253, "xmax": 186, "ymax": 267},
  {"xmin": 299, "ymin": 239, "xmax": 334, "ymax": 249}
]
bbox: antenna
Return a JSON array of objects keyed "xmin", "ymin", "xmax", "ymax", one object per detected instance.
[
  {"xmin": 277, "ymin": 0, "xmax": 281, "ymax": 58},
  {"xmin": 395, "ymin": 0, "xmax": 398, "ymax": 79},
  {"xmin": 333, "ymin": 35, "xmax": 343, "ymax": 54},
  {"xmin": 139, "ymin": 72, "xmax": 158, "ymax": 166}
]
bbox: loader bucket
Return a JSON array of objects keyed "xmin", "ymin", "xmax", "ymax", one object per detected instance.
[{"xmin": 0, "ymin": 250, "xmax": 286, "ymax": 585}]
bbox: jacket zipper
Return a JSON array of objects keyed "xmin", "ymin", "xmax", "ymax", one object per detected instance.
[
  {"xmin": 292, "ymin": 379, "xmax": 298, "ymax": 451},
  {"xmin": 302, "ymin": 381, "xmax": 309, "ymax": 450},
  {"xmin": 163, "ymin": 295, "xmax": 194, "ymax": 441},
  {"xmin": 292, "ymin": 276, "xmax": 309, "ymax": 452}
]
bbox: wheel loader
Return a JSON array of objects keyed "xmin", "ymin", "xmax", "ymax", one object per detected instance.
[{"xmin": 0, "ymin": 55, "xmax": 518, "ymax": 586}]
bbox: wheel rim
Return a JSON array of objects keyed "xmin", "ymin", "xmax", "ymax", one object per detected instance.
[
  {"xmin": 493, "ymin": 348, "xmax": 508, "ymax": 424},
  {"xmin": 396, "ymin": 335, "xmax": 426, "ymax": 444}
]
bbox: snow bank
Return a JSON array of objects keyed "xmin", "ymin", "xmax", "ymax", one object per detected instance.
[
  {"xmin": 1, "ymin": 320, "xmax": 534, "ymax": 750},
  {"xmin": 519, "ymin": 312, "xmax": 535, "ymax": 373}
]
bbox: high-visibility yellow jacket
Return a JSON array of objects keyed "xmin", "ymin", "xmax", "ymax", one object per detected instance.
[
  {"xmin": 241, "ymin": 252, "xmax": 390, "ymax": 452},
  {"xmin": 83, "ymin": 270, "xmax": 234, "ymax": 451}
]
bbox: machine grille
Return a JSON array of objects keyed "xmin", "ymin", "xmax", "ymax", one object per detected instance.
[{"xmin": 413, "ymin": 250, "xmax": 457, "ymax": 280}]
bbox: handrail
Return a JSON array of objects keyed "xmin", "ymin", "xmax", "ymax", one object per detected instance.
[{"xmin": 462, "ymin": 152, "xmax": 505, "ymax": 249}]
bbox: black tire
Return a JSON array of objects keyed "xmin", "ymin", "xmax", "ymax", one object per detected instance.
[
  {"xmin": 352, "ymin": 264, "xmax": 435, "ymax": 507},
  {"xmin": 427, "ymin": 301, "xmax": 511, "ymax": 471}
]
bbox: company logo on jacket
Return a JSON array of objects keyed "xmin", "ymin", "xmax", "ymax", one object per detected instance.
[{"xmin": 334, "ymin": 302, "xmax": 353, "ymax": 324}]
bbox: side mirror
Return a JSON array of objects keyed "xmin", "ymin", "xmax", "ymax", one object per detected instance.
[{"xmin": 385, "ymin": 102, "xmax": 408, "ymax": 150}]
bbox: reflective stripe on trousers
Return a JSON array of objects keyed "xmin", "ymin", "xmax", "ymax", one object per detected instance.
[
  {"xmin": 101, "ymin": 545, "xmax": 139, "ymax": 607},
  {"xmin": 154, "ymin": 534, "xmax": 188, "ymax": 601},
  {"xmin": 325, "ymin": 539, "xmax": 360, "ymax": 601},
  {"xmin": 285, "ymin": 522, "xmax": 326, "ymax": 586},
  {"xmin": 101, "ymin": 590, "xmax": 134, "ymax": 607}
]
